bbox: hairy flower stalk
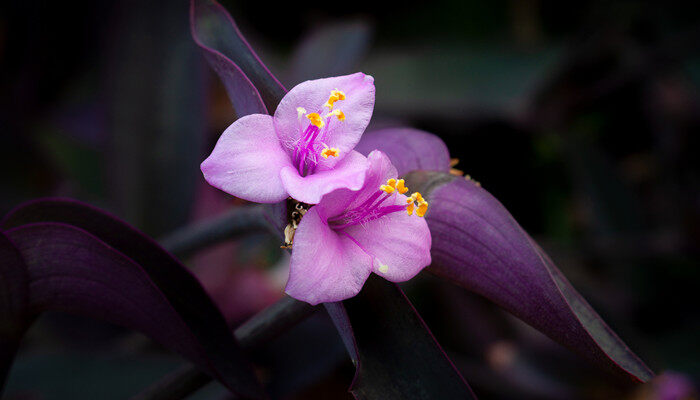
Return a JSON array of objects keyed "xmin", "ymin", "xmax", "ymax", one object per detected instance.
[
  {"xmin": 285, "ymin": 151, "xmax": 432, "ymax": 305},
  {"xmin": 201, "ymin": 73, "xmax": 375, "ymax": 204}
]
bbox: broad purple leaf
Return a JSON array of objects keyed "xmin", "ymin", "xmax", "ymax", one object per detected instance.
[
  {"xmin": 289, "ymin": 20, "xmax": 373, "ymax": 84},
  {"xmin": 355, "ymin": 128, "xmax": 451, "ymax": 176},
  {"xmin": 325, "ymin": 275, "xmax": 477, "ymax": 399},
  {"xmin": 0, "ymin": 233, "xmax": 29, "ymax": 393},
  {"xmin": 404, "ymin": 171, "xmax": 654, "ymax": 383},
  {"xmin": 191, "ymin": 0, "xmax": 286, "ymax": 113},
  {"xmin": 1, "ymin": 199, "xmax": 265, "ymax": 398}
]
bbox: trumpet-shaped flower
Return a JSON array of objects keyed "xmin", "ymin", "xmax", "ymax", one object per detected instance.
[
  {"xmin": 201, "ymin": 73, "xmax": 375, "ymax": 204},
  {"xmin": 285, "ymin": 150, "xmax": 432, "ymax": 305}
]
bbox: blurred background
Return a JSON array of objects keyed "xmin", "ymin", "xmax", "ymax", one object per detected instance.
[{"xmin": 0, "ymin": 0, "xmax": 698, "ymax": 398}]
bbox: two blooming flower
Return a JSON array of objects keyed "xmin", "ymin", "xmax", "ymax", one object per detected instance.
[{"xmin": 201, "ymin": 73, "xmax": 432, "ymax": 305}]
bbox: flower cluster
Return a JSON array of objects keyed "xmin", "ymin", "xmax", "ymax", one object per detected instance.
[{"xmin": 202, "ymin": 73, "xmax": 431, "ymax": 304}]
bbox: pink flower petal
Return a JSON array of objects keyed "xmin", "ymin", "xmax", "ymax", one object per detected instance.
[
  {"xmin": 201, "ymin": 114, "xmax": 292, "ymax": 203},
  {"xmin": 315, "ymin": 150, "xmax": 397, "ymax": 218},
  {"xmin": 340, "ymin": 151, "xmax": 432, "ymax": 281},
  {"xmin": 280, "ymin": 150, "xmax": 368, "ymax": 204},
  {"xmin": 344, "ymin": 194, "xmax": 432, "ymax": 282},
  {"xmin": 285, "ymin": 206, "xmax": 372, "ymax": 305},
  {"xmin": 274, "ymin": 73, "xmax": 375, "ymax": 158}
]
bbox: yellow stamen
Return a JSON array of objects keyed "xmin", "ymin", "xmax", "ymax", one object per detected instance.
[
  {"xmin": 321, "ymin": 147, "xmax": 340, "ymax": 159},
  {"xmin": 378, "ymin": 263, "xmax": 389, "ymax": 273},
  {"xmin": 306, "ymin": 113, "xmax": 324, "ymax": 128},
  {"xmin": 323, "ymin": 89, "xmax": 346, "ymax": 110},
  {"xmin": 416, "ymin": 201, "xmax": 429, "ymax": 217},
  {"xmin": 297, "ymin": 107, "xmax": 307, "ymax": 117},
  {"xmin": 406, "ymin": 191, "xmax": 428, "ymax": 217},
  {"xmin": 396, "ymin": 179, "xmax": 408, "ymax": 194},
  {"xmin": 380, "ymin": 185, "xmax": 395, "ymax": 194},
  {"xmin": 380, "ymin": 178, "xmax": 397, "ymax": 194},
  {"xmin": 325, "ymin": 109, "xmax": 345, "ymax": 121}
]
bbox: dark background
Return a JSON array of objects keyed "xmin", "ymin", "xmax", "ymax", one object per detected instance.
[{"xmin": 1, "ymin": 0, "xmax": 698, "ymax": 398}]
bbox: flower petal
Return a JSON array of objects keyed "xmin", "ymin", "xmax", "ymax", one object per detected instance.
[
  {"xmin": 315, "ymin": 150, "xmax": 396, "ymax": 218},
  {"xmin": 343, "ymin": 195, "xmax": 432, "ymax": 282},
  {"xmin": 280, "ymin": 150, "xmax": 368, "ymax": 204},
  {"xmin": 274, "ymin": 73, "xmax": 375, "ymax": 156},
  {"xmin": 286, "ymin": 207, "xmax": 372, "ymax": 305},
  {"xmin": 201, "ymin": 114, "xmax": 292, "ymax": 203},
  {"xmin": 355, "ymin": 127, "xmax": 451, "ymax": 176}
]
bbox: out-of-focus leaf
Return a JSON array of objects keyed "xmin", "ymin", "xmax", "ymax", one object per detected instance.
[
  {"xmin": 35, "ymin": 128, "xmax": 104, "ymax": 197},
  {"xmin": 0, "ymin": 233, "xmax": 29, "ymax": 393},
  {"xmin": 259, "ymin": 311, "xmax": 350, "ymax": 399},
  {"xmin": 191, "ymin": 0, "xmax": 286, "ymax": 112},
  {"xmin": 288, "ymin": 20, "xmax": 373, "ymax": 84},
  {"xmin": 325, "ymin": 276, "xmax": 477, "ymax": 399},
  {"xmin": 404, "ymin": 171, "xmax": 654, "ymax": 383},
  {"xmin": 1, "ymin": 199, "xmax": 265, "ymax": 398},
  {"xmin": 106, "ymin": 2, "xmax": 204, "ymax": 235},
  {"xmin": 360, "ymin": 46, "xmax": 560, "ymax": 118},
  {"xmin": 354, "ymin": 127, "xmax": 451, "ymax": 176},
  {"xmin": 564, "ymin": 137, "xmax": 643, "ymax": 235}
]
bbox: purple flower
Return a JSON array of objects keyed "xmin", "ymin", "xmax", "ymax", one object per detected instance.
[
  {"xmin": 285, "ymin": 150, "xmax": 432, "ymax": 305},
  {"xmin": 201, "ymin": 73, "xmax": 375, "ymax": 204}
]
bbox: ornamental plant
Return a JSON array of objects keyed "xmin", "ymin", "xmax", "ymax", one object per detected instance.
[{"xmin": 0, "ymin": 0, "xmax": 669, "ymax": 399}]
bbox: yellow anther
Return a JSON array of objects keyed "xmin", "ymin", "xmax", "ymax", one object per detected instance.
[
  {"xmin": 380, "ymin": 178, "xmax": 397, "ymax": 194},
  {"xmin": 380, "ymin": 184, "xmax": 395, "ymax": 194},
  {"xmin": 416, "ymin": 201, "xmax": 429, "ymax": 217},
  {"xmin": 325, "ymin": 109, "xmax": 346, "ymax": 121},
  {"xmin": 378, "ymin": 263, "xmax": 389, "ymax": 273},
  {"xmin": 396, "ymin": 179, "xmax": 408, "ymax": 194},
  {"xmin": 306, "ymin": 112, "xmax": 324, "ymax": 128},
  {"xmin": 323, "ymin": 89, "xmax": 346, "ymax": 109},
  {"xmin": 406, "ymin": 191, "xmax": 428, "ymax": 217},
  {"xmin": 321, "ymin": 147, "xmax": 340, "ymax": 159},
  {"xmin": 296, "ymin": 107, "xmax": 307, "ymax": 117}
]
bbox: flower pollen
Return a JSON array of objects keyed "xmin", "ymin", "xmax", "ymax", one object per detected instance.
[
  {"xmin": 321, "ymin": 147, "xmax": 340, "ymax": 159},
  {"xmin": 306, "ymin": 112, "xmax": 324, "ymax": 128},
  {"xmin": 406, "ymin": 192, "xmax": 429, "ymax": 217},
  {"xmin": 323, "ymin": 89, "xmax": 346, "ymax": 110}
]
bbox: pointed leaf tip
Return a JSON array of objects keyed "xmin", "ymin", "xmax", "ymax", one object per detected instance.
[
  {"xmin": 404, "ymin": 171, "xmax": 654, "ymax": 383},
  {"xmin": 191, "ymin": 0, "xmax": 286, "ymax": 114}
]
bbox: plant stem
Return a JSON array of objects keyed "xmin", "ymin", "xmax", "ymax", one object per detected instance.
[
  {"xmin": 158, "ymin": 205, "xmax": 269, "ymax": 258},
  {"xmin": 131, "ymin": 296, "xmax": 316, "ymax": 400}
]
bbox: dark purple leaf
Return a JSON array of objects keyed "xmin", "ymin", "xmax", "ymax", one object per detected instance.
[
  {"xmin": 354, "ymin": 128, "xmax": 451, "ymax": 176},
  {"xmin": 190, "ymin": 11, "xmax": 267, "ymax": 116},
  {"xmin": 404, "ymin": 171, "xmax": 654, "ymax": 383},
  {"xmin": 288, "ymin": 20, "xmax": 373, "ymax": 84},
  {"xmin": 0, "ymin": 233, "xmax": 29, "ymax": 393},
  {"xmin": 325, "ymin": 275, "xmax": 477, "ymax": 399},
  {"xmin": 2, "ymin": 199, "xmax": 265, "ymax": 398},
  {"xmin": 191, "ymin": 0, "xmax": 286, "ymax": 113}
]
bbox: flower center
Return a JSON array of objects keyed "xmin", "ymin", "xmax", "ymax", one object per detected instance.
[
  {"xmin": 328, "ymin": 178, "xmax": 428, "ymax": 231},
  {"xmin": 292, "ymin": 90, "xmax": 347, "ymax": 176}
]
